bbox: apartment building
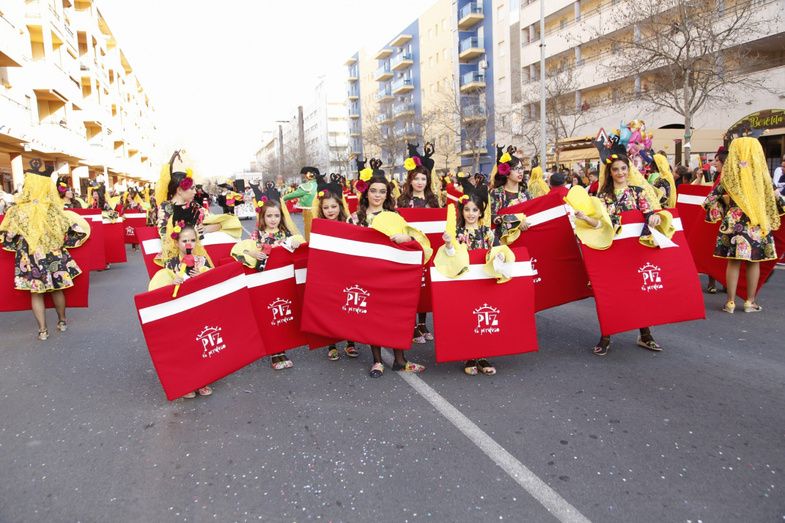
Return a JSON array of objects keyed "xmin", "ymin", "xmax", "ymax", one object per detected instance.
[
  {"xmin": 510, "ymin": 0, "xmax": 785, "ymax": 164},
  {"xmin": 345, "ymin": 0, "xmax": 498, "ymax": 175},
  {"xmin": 0, "ymin": 0, "xmax": 160, "ymax": 194}
]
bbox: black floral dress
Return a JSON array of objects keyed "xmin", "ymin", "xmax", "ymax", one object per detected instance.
[
  {"xmin": 599, "ymin": 186, "xmax": 654, "ymax": 230},
  {"xmin": 232, "ymin": 229, "xmax": 291, "ymax": 272},
  {"xmin": 1, "ymin": 224, "xmax": 87, "ymax": 293},
  {"xmin": 490, "ymin": 186, "xmax": 530, "ymax": 239},
  {"xmin": 455, "ymin": 225, "xmax": 494, "ymax": 250},
  {"xmin": 164, "ymin": 254, "xmax": 212, "ymax": 275},
  {"xmin": 157, "ymin": 200, "xmax": 203, "ymax": 238},
  {"xmin": 703, "ymin": 184, "xmax": 785, "ymax": 261}
]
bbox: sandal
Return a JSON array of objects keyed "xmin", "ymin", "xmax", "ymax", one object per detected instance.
[
  {"xmin": 37, "ymin": 328, "xmax": 49, "ymax": 341},
  {"xmin": 282, "ymin": 355, "xmax": 294, "ymax": 368},
  {"xmin": 743, "ymin": 301, "xmax": 762, "ymax": 313},
  {"xmin": 707, "ymin": 284, "xmax": 717, "ymax": 294},
  {"xmin": 344, "ymin": 343, "xmax": 359, "ymax": 358},
  {"xmin": 412, "ymin": 326, "xmax": 426, "ymax": 344},
  {"xmin": 181, "ymin": 391, "xmax": 197, "ymax": 399},
  {"xmin": 464, "ymin": 360, "xmax": 478, "ymax": 376},
  {"xmin": 477, "ymin": 359, "xmax": 497, "ymax": 375},
  {"xmin": 592, "ymin": 336, "xmax": 610, "ymax": 356},
  {"xmin": 271, "ymin": 354, "xmax": 289, "ymax": 370},
  {"xmin": 56, "ymin": 320, "xmax": 67, "ymax": 332},
  {"xmin": 418, "ymin": 323, "xmax": 434, "ymax": 341},
  {"xmin": 327, "ymin": 347, "xmax": 340, "ymax": 361},
  {"xmin": 369, "ymin": 362, "xmax": 384, "ymax": 378},
  {"xmin": 197, "ymin": 386, "xmax": 212, "ymax": 396},
  {"xmin": 637, "ymin": 335, "xmax": 662, "ymax": 352},
  {"xmin": 722, "ymin": 300, "xmax": 735, "ymax": 314},
  {"xmin": 392, "ymin": 360, "xmax": 425, "ymax": 373}
]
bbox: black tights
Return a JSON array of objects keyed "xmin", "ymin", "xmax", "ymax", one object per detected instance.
[
  {"xmin": 600, "ymin": 327, "xmax": 652, "ymax": 346},
  {"xmin": 371, "ymin": 346, "xmax": 407, "ymax": 365}
]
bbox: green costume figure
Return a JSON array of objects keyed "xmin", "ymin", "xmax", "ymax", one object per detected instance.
[{"xmin": 282, "ymin": 166, "xmax": 319, "ymax": 241}]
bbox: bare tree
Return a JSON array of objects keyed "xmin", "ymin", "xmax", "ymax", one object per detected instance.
[
  {"xmin": 362, "ymin": 108, "xmax": 405, "ymax": 174},
  {"xmin": 598, "ymin": 0, "xmax": 774, "ymax": 165}
]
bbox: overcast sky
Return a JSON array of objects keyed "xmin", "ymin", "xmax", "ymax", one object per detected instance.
[{"xmin": 99, "ymin": 0, "xmax": 428, "ymax": 179}]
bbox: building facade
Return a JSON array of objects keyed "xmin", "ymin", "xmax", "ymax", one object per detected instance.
[
  {"xmin": 0, "ymin": 0, "xmax": 161, "ymax": 194},
  {"xmin": 509, "ymin": 0, "xmax": 785, "ymax": 166}
]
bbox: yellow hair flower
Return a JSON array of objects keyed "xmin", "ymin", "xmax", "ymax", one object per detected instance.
[
  {"xmin": 499, "ymin": 152, "xmax": 512, "ymax": 164},
  {"xmin": 459, "ymin": 194, "xmax": 469, "ymax": 203},
  {"xmin": 256, "ymin": 200, "xmax": 265, "ymax": 208},
  {"xmin": 403, "ymin": 158, "xmax": 417, "ymax": 171},
  {"xmin": 457, "ymin": 171, "xmax": 469, "ymax": 178},
  {"xmin": 185, "ymin": 168, "xmax": 193, "ymax": 178},
  {"xmin": 172, "ymin": 225, "xmax": 182, "ymax": 233},
  {"xmin": 359, "ymin": 168, "xmax": 373, "ymax": 182},
  {"xmin": 318, "ymin": 190, "xmax": 325, "ymax": 197}
]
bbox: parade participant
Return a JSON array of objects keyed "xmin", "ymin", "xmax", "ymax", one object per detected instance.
[
  {"xmin": 528, "ymin": 164, "xmax": 549, "ymax": 198},
  {"xmin": 704, "ymin": 146, "xmax": 728, "ymax": 294},
  {"xmin": 0, "ymin": 159, "xmax": 89, "ymax": 340},
  {"xmin": 648, "ymin": 154, "xmax": 677, "ymax": 208},
  {"xmin": 57, "ymin": 178, "xmax": 83, "ymax": 209},
  {"xmin": 231, "ymin": 183, "xmax": 304, "ymax": 370},
  {"xmin": 349, "ymin": 159, "xmax": 427, "ymax": 378},
  {"xmin": 548, "ymin": 172, "xmax": 569, "ymax": 199},
  {"xmin": 573, "ymin": 139, "xmax": 669, "ymax": 356},
  {"xmin": 282, "ymin": 166, "xmax": 318, "ymax": 241},
  {"xmin": 703, "ymin": 137, "xmax": 785, "ymax": 313},
  {"xmin": 439, "ymin": 178, "xmax": 500, "ymax": 375},
  {"xmin": 398, "ymin": 143, "xmax": 440, "ymax": 344},
  {"xmin": 313, "ymin": 175, "xmax": 359, "ymax": 361},
  {"xmin": 490, "ymin": 146, "xmax": 531, "ymax": 242}
]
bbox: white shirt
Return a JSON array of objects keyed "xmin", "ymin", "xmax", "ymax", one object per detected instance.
[{"xmin": 774, "ymin": 166, "xmax": 785, "ymax": 193}]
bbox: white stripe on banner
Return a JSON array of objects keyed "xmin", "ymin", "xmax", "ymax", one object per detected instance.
[
  {"xmin": 138, "ymin": 274, "xmax": 247, "ymax": 324},
  {"xmin": 124, "ymin": 213, "xmax": 147, "ymax": 219},
  {"xmin": 295, "ymin": 268, "xmax": 307, "ymax": 284},
  {"xmin": 142, "ymin": 238, "xmax": 162, "ymax": 255},
  {"xmin": 102, "ymin": 218, "xmax": 124, "ymax": 224},
  {"xmin": 446, "ymin": 193, "xmax": 460, "ymax": 203},
  {"xmin": 677, "ymin": 193, "xmax": 706, "ymax": 206},
  {"xmin": 430, "ymin": 261, "xmax": 536, "ymax": 282},
  {"xmin": 615, "ymin": 217, "xmax": 684, "ymax": 241},
  {"xmin": 524, "ymin": 205, "xmax": 568, "ymax": 228},
  {"xmin": 245, "ymin": 265, "xmax": 294, "ymax": 288},
  {"xmin": 408, "ymin": 220, "xmax": 447, "ymax": 234},
  {"xmin": 309, "ymin": 232, "xmax": 423, "ymax": 265},
  {"xmin": 140, "ymin": 231, "xmax": 237, "ymax": 255},
  {"xmin": 88, "ymin": 216, "xmax": 103, "ymax": 223}
]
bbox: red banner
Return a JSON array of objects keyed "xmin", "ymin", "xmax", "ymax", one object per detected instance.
[
  {"xmin": 71, "ymin": 209, "xmax": 106, "ymax": 271},
  {"xmin": 676, "ymin": 185, "xmax": 784, "ymax": 300},
  {"xmin": 134, "ymin": 263, "xmax": 265, "ymax": 401},
  {"xmin": 0, "ymin": 214, "xmax": 90, "ymax": 311},
  {"xmin": 398, "ymin": 207, "xmax": 448, "ymax": 313},
  {"xmin": 580, "ymin": 209, "xmax": 705, "ymax": 336},
  {"xmin": 291, "ymin": 245, "xmax": 339, "ymax": 350},
  {"xmin": 103, "ymin": 221, "xmax": 127, "ymax": 264},
  {"xmin": 243, "ymin": 248, "xmax": 308, "ymax": 356},
  {"xmin": 429, "ymin": 247, "xmax": 538, "ymax": 363},
  {"xmin": 301, "ymin": 218, "xmax": 424, "ymax": 349},
  {"xmin": 345, "ymin": 193, "xmax": 358, "ymax": 214},
  {"xmin": 122, "ymin": 212, "xmax": 147, "ymax": 244},
  {"xmin": 136, "ymin": 227, "xmax": 239, "ymax": 280},
  {"xmin": 501, "ymin": 193, "xmax": 592, "ymax": 311}
]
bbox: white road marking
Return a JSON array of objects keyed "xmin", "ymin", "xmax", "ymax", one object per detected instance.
[{"xmin": 382, "ymin": 350, "xmax": 591, "ymax": 523}]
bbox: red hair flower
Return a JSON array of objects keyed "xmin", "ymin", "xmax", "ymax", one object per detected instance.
[
  {"xmin": 497, "ymin": 163, "xmax": 511, "ymax": 176},
  {"xmin": 179, "ymin": 177, "xmax": 194, "ymax": 191},
  {"xmin": 355, "ymin": 180, "xmax": 368, "ymax": 193}
]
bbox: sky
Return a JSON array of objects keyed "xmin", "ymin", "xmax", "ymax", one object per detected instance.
[{"xmin": 99, "ymin": 0, "xmax": 428, "ymax": 179}]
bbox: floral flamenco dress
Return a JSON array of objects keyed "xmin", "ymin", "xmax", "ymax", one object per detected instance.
[
  {"xmin": 0, "ymin": 172, "xmax": 89, "ymax": 293},
  {"xmin": 703, "ymin": 185, "xmax": 785, "ymax": 262}
]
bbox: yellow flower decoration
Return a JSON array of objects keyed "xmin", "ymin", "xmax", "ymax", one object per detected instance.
[
  {"xmin": 459, "ymin": 194, "xmax": 469, "ymax": 203},
  {"xmin": 359, "ymin": 168, "xmax": 373, "ymax": 182},
  {"xmin": 403, "ymin": 158, "xmax": 417, "ymax": 171},
  {"xmin": 185, "ymin": 168, "xmax": 193, "ymax": 178},
  {"xmin": 256, "ymin": 200, "xmax": 265, "ymax": 208},
  {"xmin": 457, "ymin": 171, "xmax": 469, "ymax": 178},
  {"xmin": 499, "ymin": 152, "xmax": 512, "ymax": 164},
  {"xmin": 318, "ymin": 190, "xmax": 325, "ymax": 197},
  {"xmin": 172, "ymin": 225, "xmax": 182, "ymax": 233}
]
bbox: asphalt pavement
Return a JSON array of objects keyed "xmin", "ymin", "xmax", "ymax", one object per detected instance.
[{"xmin": 1, "ymin": 220, "xmax": 784, "ymax": 523}]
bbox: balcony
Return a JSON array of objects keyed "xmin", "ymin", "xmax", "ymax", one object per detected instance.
[
  {"xmin": 376, "ymin": 112, "xmax": 393, "ymax": 124},
  {"xmin": 348, "ymin": 103, "xmax": 361, "ymax": 119},
  {"xmin": 392, "ymin": 103, "xmax": 415, "ymax": 119},
  {"xmin": 375, "ymin": 47, "xmax": 393, "ymax": 60},
  {"xmin": 459, "ymin": 36, "xmax": 485, "ymax": 62},
  {"xmin": 347, "ymin": 87, "xmax": 360, "ymax": 100},
  {"xmin": 28, "ymin": 61, "xmax": 84, "ymax": 108},
  {"xmin": 462, "ymin": 104, "xmax": 486, "ymax": 122},
  {"xmin": 347, "ymin": 66, "xmax": 359, "ymax": 81},
  {"xmin": 375, "ymin": 88, "xmax": 394, "ymax": 103},
  {"xmin": 0, "ymin": 10, "xmax": 26, "ymax": 66},
  {"xmin": 391, "ymin": 77, "xmax": 414, "ymax": 94},
  {"xmin": 375, "ymin": 64, "xmax": 393, "ymax": 82},
  {"xmin": 460, "ymin": 71, "xmax": 485, "ymax": 92},
  {"xmin": 349, "ymin": 124, "xmax": 362, "ymax": 137},
  {"xmin": 394, "ymin": 125, "xmax": 417, "ymax": 139},
  {"xmin": 458, "ymin": 3, "xmax": 484, "ymax": 30},
  {"xmin": 391, "ymin": 53, "xmax": 413, "ymax": 71},
  {"xmin": 390, "ymin": 34, "xmax": 412, "ymax": 47}
]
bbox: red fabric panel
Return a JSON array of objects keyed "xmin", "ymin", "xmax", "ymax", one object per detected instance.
[
  {"xmin": 430, "ymin": 247, "xmax": 538, "ymax": 363},
  {"xmin": 135, "ymin": 226, "xmax": 163, "ymax": 279},
  {"xmin": 580, "ymin": 209, "xmax": 705, "ymax": 336},
  {"xmin": 501, "ymin": 193, "xmax": 592, "ymax": 311},
  {"xmin": 0, "ymin": 214, "xmax": 90, "ymax": 312},
  {"xmin": 291, "ymin": 245, "xmax": 339, "ymax": 350},
  {"xmin": 345, "ymin": 193, "xmax": 359, "ymax": 214},
  {"xmin": 122, "ymin": 215, "xmax": 147, "ymax": 244},
  {"xmin": 243, "ymin": 248, "xmax": 308, "ymax": 356},
  {"xmin": 301, "ymin": 219, "xmax": 423, "ymax": 349},
  {"xmin": 103, "ymin": 222, "xmax": 127, "ymax": 263},
  {"xmin": 397, "ymin": 207, "xmax": 448, "ymax": 313},
  {"xmin": 134, "ymin": 263, "xmax": 265, "ymax": 401},
  {"xmin": 71, "ymin": 209, "xmax": 105, "ymax": 271}
]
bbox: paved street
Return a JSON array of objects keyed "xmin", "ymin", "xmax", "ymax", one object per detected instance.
[{"xmin": 1, "ymin": 233, "xmax": 784, "ymax": 522}]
